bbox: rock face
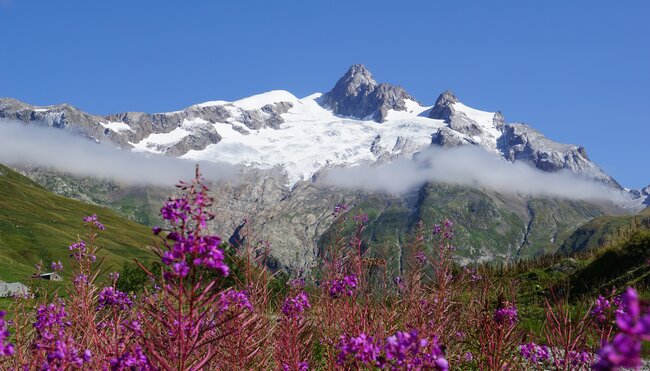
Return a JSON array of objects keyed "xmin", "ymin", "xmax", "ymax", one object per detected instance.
[
  {"xmin": 0, "ymin": 98, "xmax": 108, "ymax": 141},
  {"xmin": 428, "ymin": 90, "xmax": 458, "ymax": 121},
  {"xmin": 425, "ymin": 90, "xmax": 618, "ymax": 187},
  {"xmin": 0, "ymin": 96, "xmax": 294, "ymax": 156},
  {"xmin": 629, "ymin": 185, "xmax": 650, "ymax": 206},
  {"xmin": 431, "ymin": 127, "xmax": 478, "ymax": 147},
  {"xmin": 497, "ymin": 124, "xmax": 620, "ymax": 188},
  {"xmin": 319, "ymin": 64, "xmax": 415, "ymax": 122}
]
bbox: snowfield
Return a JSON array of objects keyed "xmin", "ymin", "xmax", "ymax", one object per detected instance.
[{"xmin": 173, "ymin": 92, "xmax": 449, "ymax": 185}]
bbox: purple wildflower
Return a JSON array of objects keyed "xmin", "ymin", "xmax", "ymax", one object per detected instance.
[
  {"xmin": 520, "ymin": 342, "xmax": 550, "ymax": 364},
  {"xmin": 73, "ymin": 274, "xmax": 88, "ymax": 286},
  {"xmin": 593, "ymin": 288, "xmax": 650, "ymax": 370},
  {"xmin": 564, "ymin": 350, "xmax": 592, "ymax": 367},
  {"xmin": 51, "ymin": 261, "xmax": 64, "ymax": 272},
  {"xmin": 384, "ymin": 329, "xmax": 448, "ymax": 370},
  {"xmin": 68, "ymin": 239, "xmax": 96, "ymax": 262},
  {"xmin": 33, "ymin": 301, "xmax": 90, "ymax": 368},
  {"xmin": 332, "ymin": 203, "xmax": 349, "ymax": 216},
  {"xmin": 281, "ymin": 292, "xmax": 310, "ymax": 319},
  {"xmin": 109, "ymin": 345, "xmax": 150, "ymax": 370},
  {"xmin": 494, "ymin": 304, "xmax": 518, "ymax": 326},
  {"xmin": 594, "ymin": 333, "xmax": 642, "ymax": 370},
  {"xmin": 329, "ymin": 274, "xmax": 358, "ymax": 298},
  {"xmin": 0, "ymin": 311, "xmax": 14, "ymax": 357},
  {"xmin": 281, "ymin": 361, "xmax": 309, "ymax": 371},
  {"xmin": 98, "ymin": 287, "xmax": 133, "ymax": 311},
  {"xmin": 591, "ymin": 295, "xmax": 612, "ymax": 324},
  {"xmin": 218, "ymin": 290, "xmax": 253, "ymax": 313},
  {"xmin": 414, "ymin": 251, "xmax": 427, "ymax": 265},
  {"xmin": 337, "ymin": 333, "xmax": 381, "ymax": 367},
  {"xmin": 160, "ymin": 197, "xmax": 191, "ymax": 224},
  {"xmin": 157, "ymin": 201, "xmax": 229, "ymax": 277},
  {"xmin": 83, "ymin": 214, "xmax": 105, "ymax": 230}
]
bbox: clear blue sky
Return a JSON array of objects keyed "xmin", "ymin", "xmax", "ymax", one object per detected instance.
[{"xmin": 1, "ymin": 0, "xmax": 648, "ymax": 188}]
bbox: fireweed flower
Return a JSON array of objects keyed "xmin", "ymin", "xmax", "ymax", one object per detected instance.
[
  {"xmin": 329, "ymin": 274, "xmax": 358, "ymax": 298},
  {"xmin": 158, "ymin": 193, "xmax": 229, "ymax": 278},
  {"xmin": 282, "ymin": 361, "xmax": 309, "ymax": 371},
  {"xmin": 593, "ymin": 288, "xmax": 650, "ymax": 370},
  {"xmin": 519, "ymin": 342, "xmax": 550, "ymax": 364},
  {"xmin": 591, "ymin": 295, "xmax": 612, "ymax": 324},
  {"xmin": 68, "ymin": 240, "xmax": 96, "ymax": 263},
  {"xmin": 384, "ymin": 329, "xmax": 448, "ymax": 370},
  {"xmin": 563, "ymin": 350, "xmax": 592, "ymax": 367},
  {"xmin": 97, "ymin": 287, "xmax": 133, "ymax": 311},
  {"xmin": 332, "ymin": 203, "xmax": 349, "ymax": 216},
  {"xmin": 218, "ymin": 290, "xmax": 253, "ymax": 313},
  {"xmin": 337, "ymin": 333, "xmax": 381, "ymax": 366},
  {"xmin": 281, "ymin": 292, "xmax": 310, "ymax": 319},
  {"xmin": 414, "ymin": 251, "xmax": 427, "ymax": 264},
  {"xmin": 494, "ymin": 304, "xmax": 518, "ymax": 326},
  {"xmin": 73, "ymin": 274, "xmax": 88, "ymax": 286},
  {"xmin": 33, "ymin": 301, "xmax": 90, "ymax": 368},
  {"xmin": 109, "ymin": 345, "xmax": 150, "ymax": 370},
  {"xmin": 83, "ymin": 214, "xmax": 105, "ymax": 230},
  {"xmin": 0, "ymin": 311, "xmax": 14, "ymax": 357},
  {"xmin": 51, "ymin": 261, "xmax": 64, "ymax": 272}
]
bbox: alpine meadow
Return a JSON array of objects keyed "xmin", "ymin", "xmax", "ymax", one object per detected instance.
[{"xmin": 0, "ymin": 1, "xmax": 649, "ymax": 370}]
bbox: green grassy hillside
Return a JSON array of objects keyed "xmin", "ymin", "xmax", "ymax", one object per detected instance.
[
  {"xmin": 568, "ymin": 228, "xmax": 650, "ymax": 299},
  {"xmin": 320, "ymin": 183, "xmax": 609, "ymax": 277},
  {"xmin": 559, "ymin": 207, "xmax": 650, "ymax": 254},
  {"xmin": 0, "ymin": 164, "xmax": 155, "ymax": 282}
]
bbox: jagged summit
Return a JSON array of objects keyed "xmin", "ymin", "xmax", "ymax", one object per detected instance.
[
  {"xmin": 333, "ymin": 64, "xmax": 377, "ymax": 95},
  {"xmin": 320, "ymin": 64, "xmax": 415, "ymax": 122},
  {"xmin": 0, "ymin": 67, "xmax": 640, "ymax": 197},
  {"xmin": 429, "ymin": 90, "xmax": 458, "ymax": 121}
]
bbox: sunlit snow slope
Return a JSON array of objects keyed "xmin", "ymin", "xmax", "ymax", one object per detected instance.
[{"xmin": 130, "ymin": 91, "xmax": 462, "ymax": 185}]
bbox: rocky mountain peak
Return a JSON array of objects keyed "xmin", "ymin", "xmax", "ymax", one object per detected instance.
[
  {"xmin": 428, "ymin": 90, "xmax": 458, "ymax": 121},
  {"xmin": 319, "ymin": 65, "xmax": 414, "ymax": 123},
  {"xmin": 335, "ymin": 64, "xmax": 377, "ymax": 95}
]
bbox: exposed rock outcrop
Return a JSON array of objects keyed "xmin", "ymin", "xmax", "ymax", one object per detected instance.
[{"xmin": 319, "ymin": 64, "xmax": 415, "ymax": 122}]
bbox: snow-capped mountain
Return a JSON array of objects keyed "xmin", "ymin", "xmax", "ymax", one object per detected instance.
[
  {"xmin": 0, "ymin": 64, "xmax": 626, "ymax": 191},
  {"xmin": 2, "ymin": 64, "xmax": 647, "ymax": 271}
]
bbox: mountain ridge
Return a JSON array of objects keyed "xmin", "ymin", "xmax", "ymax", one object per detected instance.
[
  {"xmin": 0, "ymin": 64, "xmax": 638, "ymax": 196},
  {"xmin": 1, "ymin": 64, "xmax": 647, "ymax": 272}
]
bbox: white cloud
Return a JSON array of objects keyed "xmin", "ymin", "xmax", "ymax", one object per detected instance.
[
  {"xmin": 0, "ymin": 120, "xmax": 239, "ymax": 186},
  {"xmin": 321, "ymin": 145, "xmax": 627, "ymax": 202}
]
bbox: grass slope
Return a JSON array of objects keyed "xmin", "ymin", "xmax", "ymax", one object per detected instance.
[
  {"xmin": 0, "ymin": 164, "xmax": 155, "ymax": 282},
  {"xmin": 320, "ymin": 183, "xmax": 607, "ymax": 274},
  {"xmin": 559, "ymin": 207, "xmax": 650, "ymax": 254}
]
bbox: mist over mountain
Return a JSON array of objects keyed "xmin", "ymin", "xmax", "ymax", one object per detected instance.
[{"xmin": 0, "ymin": 120, "xmax": 240, "ymax": 186}]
